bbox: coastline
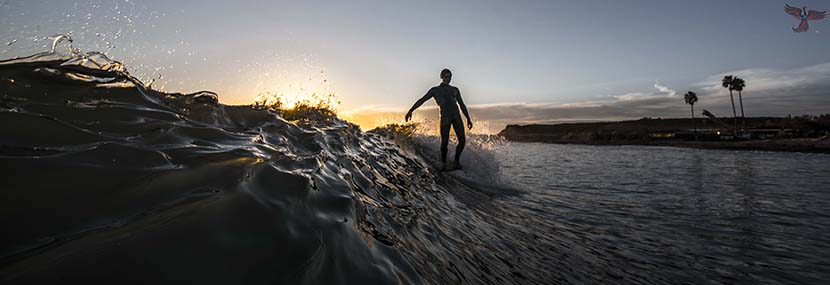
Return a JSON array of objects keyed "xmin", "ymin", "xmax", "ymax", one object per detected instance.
[
  {"xmin": 498, "ymin": 118, "xmax": 830, "ymax": 154},
  {"xmin": 502, "ymin": 137, "xmax": 830, "ymax": 154}
]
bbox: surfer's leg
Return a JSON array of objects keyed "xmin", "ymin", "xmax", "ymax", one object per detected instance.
[
  {"xmin": 440, "ymin": 118, "xmax": 451, "ymax": 165},
  {"xmin": 452, "ymin": 118, "xmax": 466, "ymax": 167}
]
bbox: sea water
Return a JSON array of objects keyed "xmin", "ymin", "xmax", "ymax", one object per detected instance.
[
  {"xmin": 2, "ymin": 38, "xmax": 830, "ymax": 284},
  {"xmin": 493, "ymin": 142, "xmax": 830, "ymax": 283}
]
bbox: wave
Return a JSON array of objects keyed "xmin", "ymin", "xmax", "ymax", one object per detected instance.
[
  {"xmin": 0, "ymin": 37, "xmax": 524, "ymax": 284},
  {"xmin": 373, "ymin": 123, "xmax": 519, "ymax": 194}
]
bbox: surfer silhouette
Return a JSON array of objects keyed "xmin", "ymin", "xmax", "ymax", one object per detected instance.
[{"xmin": 405, "ymin": 68, "xmax": 473, "ymax": 171}]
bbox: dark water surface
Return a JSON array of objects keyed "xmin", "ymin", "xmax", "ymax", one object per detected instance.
[
  {"xmin": 495, "ymin": 142, "xmax": 830, "ymax": 283},
  {"xmin": 2, "ymin": 43, "xmax": 830, "ymax": 284}
]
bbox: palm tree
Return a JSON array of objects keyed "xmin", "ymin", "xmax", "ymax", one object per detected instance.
[
  {"xmin": 684, "ymin": 91, "xmax": 699, "ymax": 139},
  {"xmin": 722, "ymin": 75, "xmax": 738, "ymax": 134},
  {"xmin": 732, "ymin": 77, "xmax": 747, "ymax": 130}
]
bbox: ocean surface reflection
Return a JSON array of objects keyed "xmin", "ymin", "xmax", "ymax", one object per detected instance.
[{"xmin": 495, "ymin": 142, "xmax": 830, "ymax": 283}]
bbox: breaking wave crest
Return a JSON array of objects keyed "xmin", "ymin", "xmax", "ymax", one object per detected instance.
[{"xmin": 0, "ymin": 38, "xmax": 526, "ymax": 284}]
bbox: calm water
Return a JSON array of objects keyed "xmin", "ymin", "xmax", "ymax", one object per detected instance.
[{"xmin": 493, "ymin": 142, "xmax": 830, "ymax": 283}]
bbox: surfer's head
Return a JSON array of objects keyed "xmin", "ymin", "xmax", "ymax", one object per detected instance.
[{"xmin": 440, "ymin": 68, "xmax": 452, "ymax": 84}]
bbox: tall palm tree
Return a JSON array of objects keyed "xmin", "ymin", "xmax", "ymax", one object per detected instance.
[
  {"xmin": 732, "ymin": 77, "xmax": 747, "ymax": 129},
  {"xmin": 684, "ymin": 91, "xmax": 699, "ymax": 138},
  {"xmin": 722, "ymin": 75, "xmax": 738, "ymax": 134}
]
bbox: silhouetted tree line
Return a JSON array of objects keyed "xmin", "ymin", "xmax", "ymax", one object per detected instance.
[{"xmin": 779, "ymin": 114, "xmax": 830, "ymax": 137}]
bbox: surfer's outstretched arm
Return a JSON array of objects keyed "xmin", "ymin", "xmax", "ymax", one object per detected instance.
[
  {"xmin": 405, "ymin": 90, "xmax": 433, "ymax": 121},
  {"xmin": 457, "ymin": 91, "xmax": 473, "ymax": 129}
]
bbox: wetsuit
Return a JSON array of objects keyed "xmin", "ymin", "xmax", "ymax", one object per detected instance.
[{"xmin": 409, "ymin": 83, "xmax": 470, "ymax": 166}]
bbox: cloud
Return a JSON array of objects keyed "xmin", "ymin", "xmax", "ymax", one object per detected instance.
[
  {"xmin": 653, "ymin": 81, "xmax": 677, "ymax": 96},
  {"xmin": 695, "ymin": 63, "xmax": 830, "ymax": 94},
  {"xmin": 341, "ymin": 63, "xmax": 830, "ymax": 134},
  {"xmin": 691, "ymin": 63, "xmax": 830, "ymax": 116}
]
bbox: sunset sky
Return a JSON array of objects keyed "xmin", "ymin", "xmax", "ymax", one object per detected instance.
[{"xmin": 2, "ymin": 0, "xmax": 829, "ymax": 132}]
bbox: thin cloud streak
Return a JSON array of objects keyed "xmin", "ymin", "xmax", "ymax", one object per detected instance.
[{"xmin": 653, "ymin": 81, "xmax": 677, "ymax": 97}]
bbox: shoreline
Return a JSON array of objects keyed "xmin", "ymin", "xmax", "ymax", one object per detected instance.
[
  {"xmin": 497, "ymin": 118, "xmax": 830, "ymax": 154},
  {"xmin": 503, "ymin": 138, "xmax": 830, "ymax": 154}
]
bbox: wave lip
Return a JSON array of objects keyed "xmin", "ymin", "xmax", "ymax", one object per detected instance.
[
  {"xmin": 1, "ymin": 39, "xmax": 532, "ymax": 284},
  {"xmin": 0, "ymin": 45, "xmax": 438, "ymax": 284}
]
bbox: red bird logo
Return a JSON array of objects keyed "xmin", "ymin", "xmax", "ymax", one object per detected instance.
[{"xmin": 785, "ymin": 4, "xmax": 826, "ymax": 32}]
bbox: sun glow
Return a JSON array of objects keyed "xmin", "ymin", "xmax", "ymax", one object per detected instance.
[
  {"xmin": 247, "ymin": 62, "xmax": 337, "ymax": 111},
  {"xmin": 254, "ymin": 90, "xmax": 339, "ymax": 111},
  {"xmin": 339, "ymin": 107, "xmax": 497, "ymax": 135},
  {"xmin": 339, "ymin": 107, "xmax": 409, "ymax": 131},
  {"xmin": 193, "ymin": 47, "xmax": 338, "ymax": 107}
]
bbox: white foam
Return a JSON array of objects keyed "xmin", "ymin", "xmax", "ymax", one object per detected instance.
[{"xmin": 410, "ymin": 133, "xmax": 516, "ymax": 190}]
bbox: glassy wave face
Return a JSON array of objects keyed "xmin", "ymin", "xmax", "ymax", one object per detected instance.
[
  {"xmin": 5, "ymin": 39, "xmax": 830, "ymax": 284},
  {"xmin": 0, "ymin": 40, "xmax": 523, "ymax": 284}
]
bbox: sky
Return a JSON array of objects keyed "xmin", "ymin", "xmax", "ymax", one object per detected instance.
[{"xmin": 1, "ymin": 0, "xmax": 829, "ymax": 133}]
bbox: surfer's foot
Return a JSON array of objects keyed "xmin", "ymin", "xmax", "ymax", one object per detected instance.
[{"xmin": 453, "ymin": 161, "xmax": 463, "ymax": 170}]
